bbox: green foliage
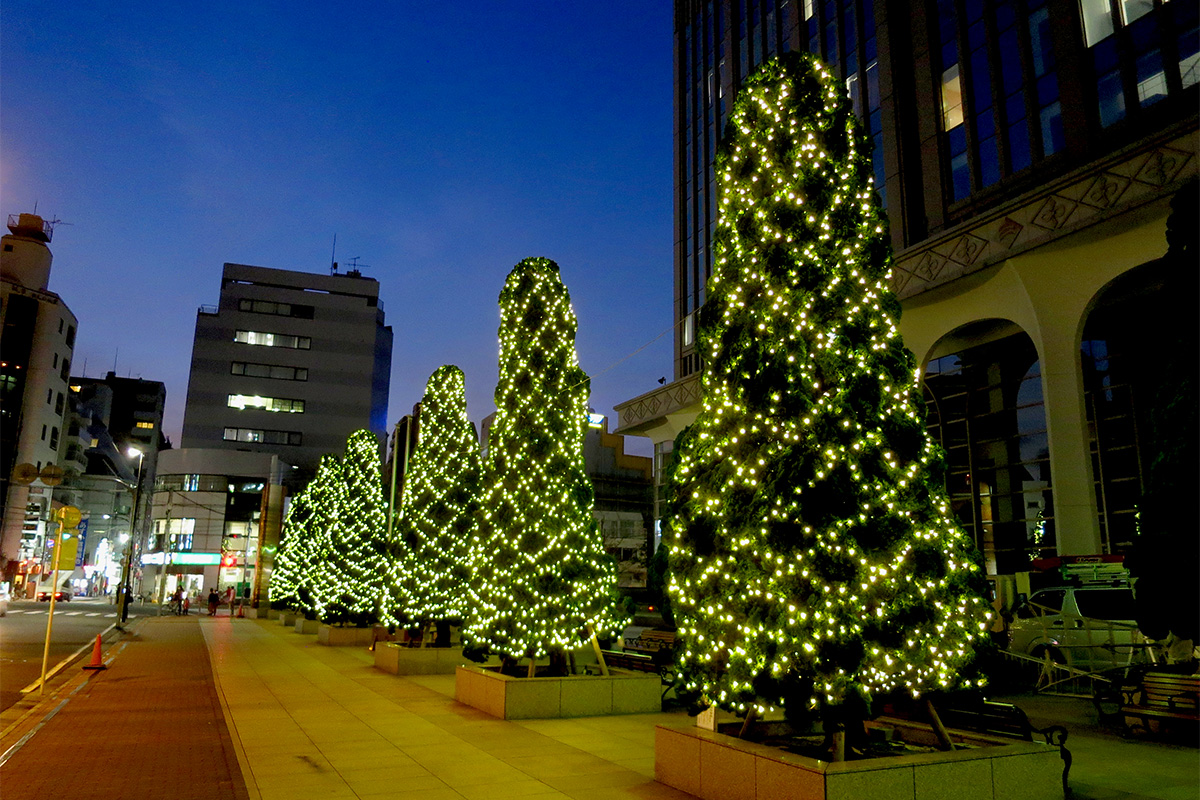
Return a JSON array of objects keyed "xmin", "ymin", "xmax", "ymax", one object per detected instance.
[
  {"xmin": 295, "ymin": 454, "xmax": 341, "ymax": 619},
  {"xmin": 313, "ymin": 431, "xmax": 388, "ymax": 626},
  {"xmin": 269, "ymin": 481, "xmax": 312, "ymax": 610},
  {"xmin": 665, "ymin": 52, "xmax": 989, "ymax": 717},
  {"xmin": 387, "ymin": 365, "xmax": 482, "ymax": 628},
  {"xmin": 464, "ymin": 257, "xmax": 626, "ymax": 659}
]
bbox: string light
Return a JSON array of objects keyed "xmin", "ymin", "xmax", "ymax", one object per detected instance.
[
  {"xmin": 311, "ymin": 431, "xmax": 389, "ymax": 625},
  {"xmin": 271, "ymin": 452, "xmax": 342, "ymax": 619},
  {"xmin": 665, "ymin": 52, "xmax": 990, "ymax": 717},
  {"xmin": 383, "ymin": 365, "xmax": 482, "ymax": 629},
  {"xmin": 463, "ymin": 257, "xmax": 627, "ymax": 660}
]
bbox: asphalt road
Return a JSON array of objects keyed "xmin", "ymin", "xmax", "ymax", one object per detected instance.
[{"xmin": 0, "ymin": 596, "xmax": 154, "ymax": 712}]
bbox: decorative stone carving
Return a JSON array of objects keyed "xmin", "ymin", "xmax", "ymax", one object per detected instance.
[{"xmin": 1032, "ymin": 195, "xmax": 1077, "ymax": 231}]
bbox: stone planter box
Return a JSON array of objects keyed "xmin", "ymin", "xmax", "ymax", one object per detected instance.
[
  {"xmin": 455, "ymin": 664, "xmax": 660, "ymax": 720},
  {"xmin": 655, "ymin": 717, "xmax": 1064, "ymax": 800},
  {"xmin": 375, "ymin": 643, "xmax": 470, "ymax": 674},
  {"xmin": 317, "ymin": 624, "xmax": 375, "ymax": 646},
  {"xmin": 294, "ymin": 617, "xmax": 320, "ymax": 634},
  {"xmin": 278, "ymin": 611, "xmax": 299, "ymax": 627}
]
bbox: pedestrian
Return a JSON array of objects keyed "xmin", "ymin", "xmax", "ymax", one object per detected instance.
[
  {"xmin": 207, "ymin": 588, "xmax": 219, "ymax": 616},
  {"xmin": 171, "ymin": 587, "xmax": 184, "ymax": 615},
  {"xmin": 223, "ymin": 585, "xmax": 235, "ymax": 615}
]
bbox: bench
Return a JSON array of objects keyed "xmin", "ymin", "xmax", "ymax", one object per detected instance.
[
  {"xmin": 1121, "ymin": 671, "xmax": 1200, "ymax": 737},
  {"xmin": 597, "ymin": 645, "xmax": 678, "ymax": 700},
  {"xmin": 932, "ymin": 700, "xmax": 1071, "ymax": 795}
]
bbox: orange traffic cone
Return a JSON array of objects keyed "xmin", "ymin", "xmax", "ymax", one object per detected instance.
[
  {"xmin": 236, "ymin": 602, "xmax": 245, "ymax": 618},
  {"xmin": 82, "ymin": 634, "xmax": 107, "ymax": 671}
]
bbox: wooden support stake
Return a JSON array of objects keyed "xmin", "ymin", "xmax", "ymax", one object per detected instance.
[
  {"xmin": 925, "ymin": 698, "xmax": 955, "ymax": 751},
  {"xmin": 588, "ymin": 625, "xmax": 610, "ymax": 676},
  {"xmin": 737, "ymin": 707, "xmax": 758, "ymax": 739},
  {"xmin": 527, "ymin": 656, "xmax": 537, "ymax": 678},
  {"xmin": 832, "ymin": 730, "xmax": 846, "ymax": 762}
]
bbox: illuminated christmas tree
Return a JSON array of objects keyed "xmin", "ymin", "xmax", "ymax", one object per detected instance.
[
  {"xmin": 465, "ymin": 257, "xmax": 625, "ymax": 669},
  {"xmin": 315, "ymin": 431, "xmax": 388, "ymax": 626},
  {"xmin": 666, "ymin": 53, "xmax": 989, "ymax": 733},
  {"xmin": 390, "ymin": 365, "xmax": 481, "ymax": 645},
  {"xmin": 298, "ymin": 454, "xmax": 341, "ymax": 619},
  {"xmin": 269, "ymin": 481, "xmax": 312, "ymax": 610}
]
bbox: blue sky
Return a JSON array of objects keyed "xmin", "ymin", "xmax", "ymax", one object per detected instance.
[{"xmin": 2, "ymin": 2, "xmax": 673, "ymax": 455}]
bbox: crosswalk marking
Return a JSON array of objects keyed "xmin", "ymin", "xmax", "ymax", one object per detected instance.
[
  {"xmin": 63, "ymin": 611, "xmax": 82, "ymax": 616},
  {"xmin": 86, "ymin": 612, "xmax": 102, "ymax": 617}
]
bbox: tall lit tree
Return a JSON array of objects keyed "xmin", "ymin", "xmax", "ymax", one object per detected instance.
[
  {"xmin": 315, "ymin": 431, "xmax": 388, "ymax": 626},
  {"xmin": 465, "ymin": 257, "xmax": 625, "ymax": 670},
  {"xmin": 388, "ymin": 365, "xmax": 482, "ymax": 645},
  {"xmin": 665, "ymin": 52, "xmax": 989, "ymax": 737},
  {"xmin": 298, "ymin": 454, "xmax": 341, "ymax": 619}
]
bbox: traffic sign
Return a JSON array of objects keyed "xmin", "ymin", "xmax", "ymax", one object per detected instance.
[
  {"xmin": 40, "ymin": 465, "xmax": 65, "ymax": 486},
  {"xmin": 11, "ymin": 463, "xmax": 39, "ymax": 485},
  {"xmin": 55, "ymin": 506, "xmax": 82, "ymax": 529}
]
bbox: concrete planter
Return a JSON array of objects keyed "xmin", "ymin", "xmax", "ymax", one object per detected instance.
[
  {"xmin": 294, "ymin": 617, "xmax": 320, "ymax": 635},
  {"xmin": 278, "ymin": 611, "xmax": 299, "ymax": 627},
  {"xmin": 375, "ymin": 643, "xmax": 470, "ymax": 674},
  {"xmin": 455, "ymin": 664, "xmax": 661, "ymax": 720},
  {"xmin": 654, "ymin": 718, "xmax": 1064, "ymax": 800},
  {"xmin": 317, "ymin": 624, "xmax": 375, "ymax": 646}
]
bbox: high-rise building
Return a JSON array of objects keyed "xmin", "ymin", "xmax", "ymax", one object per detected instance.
[
  {"xmin": 1, "ymin": 213, "xmax": 79, "ymax": 582},
  {"xmin": 181, "ymin": 263, "xmax": 393, "ymax": 479},
  {"xmin": 616, "ymin": 0, "xmax": 1198, "ymax": 574}
]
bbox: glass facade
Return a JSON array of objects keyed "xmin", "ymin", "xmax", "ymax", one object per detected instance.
[{"xmin": 923, "ymin": 333, "xmax": 1052, "ymax": 574}]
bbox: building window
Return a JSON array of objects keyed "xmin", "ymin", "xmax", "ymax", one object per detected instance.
[
  {"xmin": 237, "ymin": 299, "xmax": 315, "ymax": 319},
  {"xmin": 41, "ymin": 424, "xmax": 47, "ymax": 440},
  {"xmin": 47, "ymin": 388, "xmax": 53, "ymax": 404},
  {"xmin": 153, "ymin": 518, "xmax": 196, "ymax": 552},
  {"xmin": 230, "ymin": 362, "xmax": 309, "ymax": 381},
  {"xmin": 60, "ymin": 359, "xmax": 70, "ymax": 381},
  {"xmin": 222, "ymin": 427, "xmax": 303, "ymax": 446},
  {"xmin": 226, "ymin": 394, "xmax": 305, "ymax": 413},
  {"xmin": 54, "ymin": 392, "xmax": 63, "ymax": 415},
  {"xmin": 49, "ymin": 427, "xmax": 58, "ymax": 449},
  {"xmin": 65, "ymin": 325, "xmax": 75, "ymax": 347},
  {"xmin": 136, "ymin": 421, "xmax": 155, "ymax": 429},
  {"xmin": 234, "ymin": 330, "xmax": 311, "ymax": 350}
]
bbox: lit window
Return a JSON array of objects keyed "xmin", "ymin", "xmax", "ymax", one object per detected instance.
[
  {"xmin": 227, "ymin": 394, "xmax": 305, "ymax": 413},
  {"xmin": 136, "ymin": 421, "xmax": 155, "ymax": 429},
  {"xmin": 1080, "ymin": 0, "xmax": 1115, "ymax": 45},
  {"xmin": 234, "ymin": 330, "xmax": 311, "ymax": 350},
  {"xmin": 941, "ymin": 65, "xmax": 964, "ymax": 130},
  {"xmin": 1119, "ymin": 0, "xmax": 1153, "ymax": 26},
  {"xmin": 223, "ymin": 427, "xmax": 302, "ymax": 445}
]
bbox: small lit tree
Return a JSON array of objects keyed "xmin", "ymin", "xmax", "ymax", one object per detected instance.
[
  {"xmin": 269, "ymin": 482, "xmax": 312, "ymax": 610},
  {"xmin": 389, "ymin": 365, "xmax": 482, "ymax": 646},
  {"xmin": 315, "ymin": 431, "xmax": 388, "ymax": 626},
  {"xmin": 465, "ymin": 257, "xmax": 626, "ymax": 672},
  {"xmin": 665, "ymin": 52, "xmax": 989, "ymax": 750}
]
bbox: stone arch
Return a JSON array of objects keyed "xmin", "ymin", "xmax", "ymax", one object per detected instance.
[{"xmin": 920, "ymin": 318, "xmax": 1051, "ymax": 575}]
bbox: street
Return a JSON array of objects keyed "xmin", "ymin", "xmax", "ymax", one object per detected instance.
[{"xmin": 0, "ymin": 596, "xmax": 154, "ymax": 712}]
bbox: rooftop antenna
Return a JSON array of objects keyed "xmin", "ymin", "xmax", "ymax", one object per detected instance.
[
  {"xmin": 330, "ymin": 233, "xmax": 338, "ymax": 274},
  {"xmin": 345, "ymin": 256, "xmax": 369, "ymax": 274}
]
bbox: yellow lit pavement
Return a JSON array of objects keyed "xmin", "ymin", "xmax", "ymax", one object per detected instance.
[{"xmin": 203, "ymin": 618, "xmax": 698, "ymax": 800}]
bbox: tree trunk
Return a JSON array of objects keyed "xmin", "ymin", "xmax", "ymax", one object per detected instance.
[
  {"xmin": 434, "ymin": 620, "xmax": 451, "ymax": 648},
  {"xmin": 925, "ymin": 698, "xmax": 955, "ymax": 751}
]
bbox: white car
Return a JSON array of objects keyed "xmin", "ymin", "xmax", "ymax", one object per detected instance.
[
  {"xmin": 0, "ymin": 584, "xmax": 9, "ymax": 616},
  {"xmin": 1008, "ymin": 584, "xmax": 1147, "ymax": 670}
]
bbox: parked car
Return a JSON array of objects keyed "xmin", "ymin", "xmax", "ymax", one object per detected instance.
[
  {"xmin": 0, "ymin": 584, "xmax": 9, "ymax": 616},
  {"xmin": 1008, "ymin": 584, "xmax": 1147, "ymax": 670},
  {"xmin": 36, "ymin": 586, "xmax": 73, "ymax": 602}
]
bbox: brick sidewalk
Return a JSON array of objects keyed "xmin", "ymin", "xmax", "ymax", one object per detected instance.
[{"xmin": 0, "ymin": 616, "xmax": 250, "ymax": 800}]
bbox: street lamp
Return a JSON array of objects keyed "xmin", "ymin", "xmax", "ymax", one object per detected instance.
[{"xmin": 115, "ymin": 446, "xmax": 144, "ymax": 629}]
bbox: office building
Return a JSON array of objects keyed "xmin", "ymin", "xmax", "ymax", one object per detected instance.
[
  {"xmin": 615, "ymin": 0, "xmax": 1198, "ymax": 575},
  {"xmin": 0, "ymin": 213, "xmax": 80, "ymax": 583},
  {"xmin": 181, "ymin": 263, "xmax": 393, "ymax": 479}
]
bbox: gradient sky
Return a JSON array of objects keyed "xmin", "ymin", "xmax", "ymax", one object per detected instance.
[{"xmin": 2, "ymin": 2, "xmax": 673, "ymax": 456}]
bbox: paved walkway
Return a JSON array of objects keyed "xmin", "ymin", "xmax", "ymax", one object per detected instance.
[
  {"xmin": 0, "ymin": 616, "xmax": 249, "ymax": 800},
  {"xmin": 1, "ymin": 615, "xmax": 1196, "ymax": 799}
]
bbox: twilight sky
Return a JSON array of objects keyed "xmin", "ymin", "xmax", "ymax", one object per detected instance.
[{"xmin": 1, "ymin": 2, "xmax": 673, "ymax": 456}]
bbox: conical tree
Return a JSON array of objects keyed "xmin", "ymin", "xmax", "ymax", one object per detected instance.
[
  {"xmin": 269, "ymin": 482, "xmax": 313, "ymax": 610},
  {"xmin": 390, "ymin": 365, "xmax": 482, "ymax": 645},
  {"xmin": 300, "ymin": 454, "xmax": 342, "ymax": 619},
  {"xmin": 666, "ymin": 52, "xmax": 989, "ymax": 730},
  {"xmin": 465, "ymin": 257, "xmax": 625, "ymax": 667},
  {"xmin": 315, "ymin": 431, "xmax": 388, "ymax": 626}
]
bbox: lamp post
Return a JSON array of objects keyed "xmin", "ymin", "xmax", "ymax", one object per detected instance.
[{"xmin": 115, "ymin": 447, "xmax": 144, "ymax": 630}]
